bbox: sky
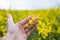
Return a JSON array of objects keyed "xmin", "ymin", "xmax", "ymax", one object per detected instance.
[{"xmin": 0, "ymin": 0, "xmax": 60, "ymax": 10}]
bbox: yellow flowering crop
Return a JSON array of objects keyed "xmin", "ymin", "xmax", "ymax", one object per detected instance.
[
  {"xmin": 0, "ymin": 15, "xmax": 4, "ymax": 21},
  {"xmin": 0, "ymin": 8, "xmax": 60, "ymax": 40}
]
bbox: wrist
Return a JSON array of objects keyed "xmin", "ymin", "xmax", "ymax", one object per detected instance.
[
  {"xmin": 15, "ymin": 33, "xmax": 27, "ymax": 40},
  {"xmin": 1, "ymin": 33, "xmax": 16, "ymax": 40}
]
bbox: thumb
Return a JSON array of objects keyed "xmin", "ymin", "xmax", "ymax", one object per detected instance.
[
  {"xmin": 7, "ymin": 14, "xmax": 15, "ymax": 32},
  {"xmin": 7, "ymin": 14, "xmax": 14, "ymax": 23}
]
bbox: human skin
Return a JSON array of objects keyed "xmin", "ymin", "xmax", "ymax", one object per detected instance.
[{"xmin": 1, "ymin": 14, "xmax": 38, "ymax": 40}]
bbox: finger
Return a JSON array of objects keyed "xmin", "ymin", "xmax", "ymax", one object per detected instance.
[
  {"xmin": 27, "ymin": 25, "xmax": 37, "ymax": 36},
  {"xmin": 16, "ymin": 15, "xmax": 34, "ymax": 29},
  {"xmin": 25, "ymin": 19, "xmax": 38, "ymax": 36},
  {"xmin": 17, "ymin": 24, "xmax": 26, "ymax": 34},
  {"xmin": 7, "ymin": 14, "xmax": 14, "ymax": 23},
  {"xmin": 26, "ymin": 26, "xmax": 36, "ymax": 36},
  {"xmin": 7, "ymin": 14, "xmax": 15, "ymax": 32},
  {"xmin": 17, "ymin": 15, "xmax": 34, "ymax": 25},
  {"xmin": 25, "ymin": 19, "xmax": 38, "ymax": 32}
]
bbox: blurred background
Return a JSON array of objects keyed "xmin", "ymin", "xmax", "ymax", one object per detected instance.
[{"xmin": 0, "ymin": 0, "xmax": 60, "ymax": 40}]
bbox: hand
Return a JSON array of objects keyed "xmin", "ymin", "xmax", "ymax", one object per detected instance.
[{"xmin": 1, "ymin": 14, "xmax": 38, "ymax": 40}]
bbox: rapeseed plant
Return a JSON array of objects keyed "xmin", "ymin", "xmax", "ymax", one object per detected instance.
[{"xmin": 0, "ymin": 8, "xmax": 60, "ymax": 40}]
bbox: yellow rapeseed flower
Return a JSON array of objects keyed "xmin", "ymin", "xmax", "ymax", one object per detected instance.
[
  {"xmin": 29, "ymin": 16, "xmax": 36, "ymax": 24},
  {"xmin": 37, "ymin": 27, "xmax": 41, "ymax": 34},
  {"xmin": 3, "ymin": 33, "xmax": 6, "ymax": 36},
  {"xmin": 0, "ymin": 15, "xmax": 4, "ymax": 21},
  {"xmin": 29, "ymin": 20, "xmax": 33, "ymax": 24},
  {"xmin": 25, "ymin": 24, "xmax": 29, "ymax": 28},
  {"xmin": 31, "ymin": 16, "xmax": 35, "ymax": 21},
  {"xmin": 0, "ymin": 26, "xmax": 4, "ymax": 29}
]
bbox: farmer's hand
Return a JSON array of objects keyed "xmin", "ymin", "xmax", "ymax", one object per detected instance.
[{"xmin": 1, "ymin": 14, "xmax": 38, "ymax": 40}]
